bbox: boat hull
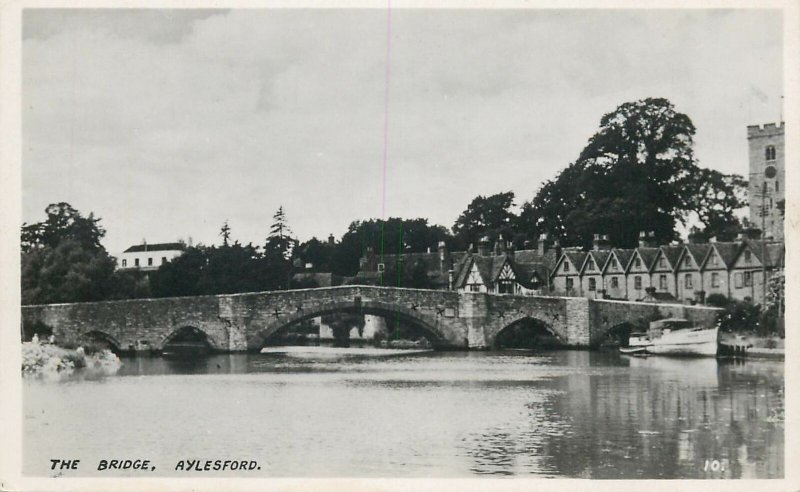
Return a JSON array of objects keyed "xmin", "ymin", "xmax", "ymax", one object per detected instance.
[{"xmin": 621, "ymin": 326, "xmax": 719, "ymax": 357}]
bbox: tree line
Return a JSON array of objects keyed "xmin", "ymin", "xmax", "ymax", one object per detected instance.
[{"xmin": 21, "ymin": 98, "xmax": 750, "ymax": 305}]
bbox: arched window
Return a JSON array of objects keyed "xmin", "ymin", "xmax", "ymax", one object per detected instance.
[{"xmin": 766, "ymin": 145, "xmax": 776, "ymax": 161}]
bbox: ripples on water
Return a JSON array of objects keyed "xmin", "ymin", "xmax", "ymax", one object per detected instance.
[{"xmin": 23, "ymin": 349, "xmax": 783, "ymax": 478}]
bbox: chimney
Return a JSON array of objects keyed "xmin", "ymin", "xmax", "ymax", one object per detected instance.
[
  {"xmin": 538, "ymin": 233, "xmax": 549, "ymax": 256},
  {"xmin": 328, "ymin": 234, "xmax": 335, "ymax": 245},
  {"xmin": 687, "ymin": 228, "xmax": 706, "ymax": 244},
  {"xmin": 638, "ymin": 231, "xmax": 647, "ymax": 248},
  {"xmin": 495, "ymin": 240, "xmax": 506, "ymax": 255},
  {"xmin": 438, "ymin": 241, "xmax": 448, "ymax": 274},
  {"xmin": 477, "ymin": 236, "xmax": 490, "ymax": 256},
  {"xmin": 592, "ymin": 234, "xmax": 610, "ymax": 251},
  {"xmin": 553, "ymin": 239, "xmax": 562, "ymax": 260},
  {"xmin": 506, "ymin": 241, "xmax": 514, "ymax": 258},
  {"xmin": 646, "ymin": 231, "xmax": 658, "ymax": 247}
]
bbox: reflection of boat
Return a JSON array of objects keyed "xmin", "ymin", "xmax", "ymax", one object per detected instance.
[{"xmin": 620, "ymin": 318, "xmax": 719, "ymax": 357}]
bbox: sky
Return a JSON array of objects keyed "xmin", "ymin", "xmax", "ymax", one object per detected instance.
[{"xmin": 22, "ymin": 8, "xmax": 783, "ymax": 253}]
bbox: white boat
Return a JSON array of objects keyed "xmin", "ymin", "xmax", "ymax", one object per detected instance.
[{"xmin": 620, "ymin": 318, "xmax": 719, "ymax": 357}]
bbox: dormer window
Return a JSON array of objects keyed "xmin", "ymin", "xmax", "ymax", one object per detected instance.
[
  {"xmin": 744, "ymin": 250, "xmax": 752, "ymax": 262},
  {"xmin": 684, "ymin": 256, "xmax": 692, "ymax": 267},
  {"xmin": 564, "ymin": 262, "xmax": 570, "ymax": 272},
  {"xmin": 659, "ymin": 257, "xmax": 666, "ymax": 268},
  {"xmin": 766, "ymin": 145, "xmax": 776, "ymax": 161}
]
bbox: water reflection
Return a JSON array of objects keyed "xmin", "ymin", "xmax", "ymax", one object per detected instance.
[{"xmin": 23, "ymin": 350, "xmax": 783, "ymax": 478}]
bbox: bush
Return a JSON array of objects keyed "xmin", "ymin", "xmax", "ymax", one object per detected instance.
[{"xmin": 705, "ymin": 293, "xmax": 729, "ymax": 308}]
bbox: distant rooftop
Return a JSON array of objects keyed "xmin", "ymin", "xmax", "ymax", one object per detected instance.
[{"xmin": 123, "ymin": 242, "xmax": 186, "ymax": 253}]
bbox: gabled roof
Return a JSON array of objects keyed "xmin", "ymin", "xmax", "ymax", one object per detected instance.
[
  {"xmin": 123, "ymin": 242, "xmax": 186, "ymax": 253},
  {"xmin": 628, "ymin": 247, "xmax": 659, "ymax": 271},
  {"xmin": 581, "ymin": 250, "xmax": 610, "ymax": 275},
  {"xmin": 561, "ymin": 250, "xmax": 588, "ymax": 272},
  {"xmin": 658, "ymin": 245, "xmax": 684, "ymax": 270},
  {"xmin": 704, "ymin": 242, "xmax": 742, "ymax": 269},
  {"xmin": 605, "ymin": 248, "xmax": 634, "ymax": 273},
  {"xmin": 683, "ymin": 244, "xmax": 712, "ymax": 268},
  {"xmin": 738, "ymin": 240, "xmax": 785, "ymax": 268}
]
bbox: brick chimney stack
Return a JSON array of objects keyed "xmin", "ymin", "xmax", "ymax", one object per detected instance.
[
  {"xmin": 593, "ymin": 234, "xmax": 611, "ymax": 251},
  {"xmin": 438, "ymin": 241, "xmax": 448, "ymax": 274},
  {"xmin": 477, "ymin": 236, "xmax": 490, "ymax": 256},
  {"xmin": 538, "ymin": 233, "xmax": 550, "ymax": 256}
]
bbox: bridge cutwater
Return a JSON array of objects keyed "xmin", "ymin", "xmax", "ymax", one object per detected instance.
[{"xmin": 21, "ymin": 286, "xmax": 720, "ymax": 353}]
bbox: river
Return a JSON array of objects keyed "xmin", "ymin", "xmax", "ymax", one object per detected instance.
[{"xmin": 23, "ymin": 349, "xmax": 783, "ymax": 478}]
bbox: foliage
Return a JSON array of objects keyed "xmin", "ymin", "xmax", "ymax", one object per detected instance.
[
  {"xmin": 714, "ymin": 297, "xmax": 780, "ymax": 336},
  {"xmin": 705, "ymin": 293, "xmax": 729, "ymax": 308},
  {"xmin": 219, "ymin": 220, "xmax": 232, "ymax": 247},
  {"xmin": 266, "ymin": 206, "xmax": 296, "ymax": 260},
  {"xmin": 329, "ymin": 218, "xmax": 451, "ymax": 277},
  {"xmin": 294, "ymin": 237, "xmax": 336, "ymax": 272},
  {"xmin": 452, "ymin": 191, "xmax": 517, "ymax": 248},
  {"xmin": 764, "ymin": 270, "xmax": 784, "ymax": 314},
  {"xmin": 320, "ymin": 312, "xmax": 365, "ymax": 347},
  {"xmin": 522, "ymin": 98, "xmax": 747, "ymax": 248},
  {"xmin": 21, "ymin": 203, "xmax": 120, "ymax": 304}
]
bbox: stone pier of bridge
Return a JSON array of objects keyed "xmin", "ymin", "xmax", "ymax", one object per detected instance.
[{"xmin": 21, "ymin": 286, "xmax": 721, "ymax": 353}]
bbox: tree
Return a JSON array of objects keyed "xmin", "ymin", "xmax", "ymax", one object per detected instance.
[
  {"xmin": 452, "ymin": 192, "xmax": 517, "ymax": 248},
  {"xmin": 523, "ymin": 98, "xmax": 743, "ymax": 248},
  {"xmin": 265, "ymin": 206, "xmax": 296, "ymax": 260},
  {"xmin": 21, "ymin": 203, "xmax": 117, "ymax": 304},
  {"xmin": 683, "ymin": 169, "xmax": 748, "ymax": 241},
  {"xmin": 328, "ymin": 218, "xmax": 452, "ymax": 277},
  {"xmin": 219, "ymin": 220, "xmax": 232, "ymax": 246}
]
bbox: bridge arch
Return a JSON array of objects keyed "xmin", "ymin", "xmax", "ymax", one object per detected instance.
[
  {"xmin": 158, "ymin": 325, "xmax": 219, "ymax": 352},
  {"xmin": 492, "ymin": 315, "xmax": 565, "ymax": 349},
  {"xmin": 247, "ymin": 299, "xmax": 448, "ymax": 351},
  {"xmin": 81, "ymin": 330, "xmax": 124, "ymax": 353}
]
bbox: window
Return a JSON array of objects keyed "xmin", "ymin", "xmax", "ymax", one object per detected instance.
[
  {"xmin": 634, "ymin": 257, "xmax": 642, "ymax": 268},
  {"xmin": 744, "ymin": 271, "xmax": 753, "ymax": 287},
  {"xmin": 711, "ymin": 272, "xmax": 720, "ymax": 288},
  {"xmin": 377, "ymin": 263, "xmax": 385, "ymax": 273},
  {"xmin": 766, "ymin": 145, "xmax": 776, "ymax": 161},
  {"xmin": 161, "ymin": 257, "xmax": 167, "ymax": 265},
  {"xmin": 587, "ymin": 259, "xmax": 595, "ymax": 271},
  {"xmin": 564, "ymin": 262, "xmax": 570, "ymax": 272},
  {"xmin": 122, "ymin": 259, "xmax": 127, "ymax": 267},
  {"xmin": 147, "ymin": 257, "xmax": 153, "ymax": 266},
  {"xmin": 709, "ymin": 254, "xmax": 717, "ymax": 265},
  {"xmin": 744, "ymin": 250, "xmax": 752, "ymax": 262},
  {"xmin": 684, "ymin": 256, "xmax": 692, "ymax": 267},
  {"xmin": 588, "ymin": 278, "xmax": 596, "ymax": 291},
  {"xmin": 611, "ymin": 277, "xmax": 619, "ymax": 288},
  {"xmin": 634, "ymin": 276, "xmax": 642, "ymax": 290},
  {"xmin": 776, "ymin": 180, "xmax": 780, "ymax": 192},
  {"xmin": 735, "ymin": 272, "xmax": 743, "ymax": 288},
  {"xmin": 469, "ymin": 284, "xmax": 480, "ymax": 292},
  {"xmin": 659, "ymin": 274, "xmax": 667, "ymax": 290},
  {"xmin": 611, "ymin": 260, "xmax": 617, "ymax": 271},
  {"xmin": 685, "ymin": 274, "xmax": 693, "ymax": 289},
  {"xmin": 566, "ymin": 278, "xmax": 574, "ymax": 290},
  {"xmin": 499, "ymin": 280, "xmax": 514, "ymax": 294},
  {"xmin": 134, "ymin": 258, "xmax": 140, "ymax": 267},
  {"xmin": 659, "ymin": 257, "xmax": 666, "ymax": 268}
]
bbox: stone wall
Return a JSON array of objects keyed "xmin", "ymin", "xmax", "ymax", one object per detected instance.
[{"xmin": 21, "ymin": 287, "xmax": 722, "ymax": 353}]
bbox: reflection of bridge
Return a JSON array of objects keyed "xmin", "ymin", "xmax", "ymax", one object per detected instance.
[{"xmin": 21, "ymin": 286, "xmax": 720, "ymax": 353}]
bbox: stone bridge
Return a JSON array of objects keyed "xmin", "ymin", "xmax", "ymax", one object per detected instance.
[{"xmin": 21, "ymin": 286, "xmax": 721, "ymax": 353}]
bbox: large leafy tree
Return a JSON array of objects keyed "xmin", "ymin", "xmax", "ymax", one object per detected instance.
[
  {"xmin": 452, "ymin": 191, "xmax": 517, "ymax": 248},
  {"xmin": 522, "ymin": 98, "xmax": 746, "ymax": 248},
  {"xmin": 21, "ymin": 203, "xmax": 117, "ymax": 304}
]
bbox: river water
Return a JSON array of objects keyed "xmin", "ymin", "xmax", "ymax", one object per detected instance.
[{"xmin": 23, "ymin": 349, "xmax": 783, "ymax": 478}]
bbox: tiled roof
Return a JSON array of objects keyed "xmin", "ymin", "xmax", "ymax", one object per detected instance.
[
  {"xmin": 659, "ymin": 245, "xmax": 684, "ymax": 268},
  {"xmin": 685, "ymin": 244, "xmax": 712, "ymax": 266},
  {"xmin": 709, "ymin": 242, "xmax": 742, "ymax": 268},
  {"xmin": 744, "ymin": 240, "xmax": 785, "ymax": 268},
  {"xmin": 563, "ymin": 251, "xmax": 588, "ymax": 271},
  {"xmin": 584, "ymin": 250, "xmax": 610, "ymax": 273},
  {"xmin": 633, "ymin": 247, "xmax": 659, "ymax": 270},
  {"xmin": 609, "ymin": 249, "xmax": 634, "ymax": 272},
  {"xmin": 123, "ymin": 242, "xmax": 186, "ymax": 253}
]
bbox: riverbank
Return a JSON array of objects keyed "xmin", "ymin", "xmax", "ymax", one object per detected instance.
[
  {"xmin": 22, "ymin": 341, "xmax": 122, "ymax": 378},
  {"xmin": 719, "ymin": 333, "xmax": 785, "ymax": 359}
]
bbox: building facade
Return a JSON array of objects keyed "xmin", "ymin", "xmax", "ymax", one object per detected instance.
[
  {"xmin": 116, "ymin": 241, "xmax": 186, "ymax": 271},
  {"xmin": 748, "ymin": 122, "xmax": 785, "ymax": 240}
]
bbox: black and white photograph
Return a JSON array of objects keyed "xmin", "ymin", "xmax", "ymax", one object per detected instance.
[{"xmin": 1, "ymin": 1, "xmax": 797, "ymax": 489}]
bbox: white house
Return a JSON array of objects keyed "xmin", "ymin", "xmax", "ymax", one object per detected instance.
[{"xmin": 117, "ymin": 241, "xmax": 186, "ymax": 271}]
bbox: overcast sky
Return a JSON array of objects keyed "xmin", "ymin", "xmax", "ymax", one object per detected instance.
[{"xmin": 22, "ymin": 8, "xmax": 782, "ymax": 253}]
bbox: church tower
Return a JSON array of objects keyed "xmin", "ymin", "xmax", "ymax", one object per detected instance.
[{"xmin": 747, "ymin": 122, "xmax": 785, "ymax": 240}]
